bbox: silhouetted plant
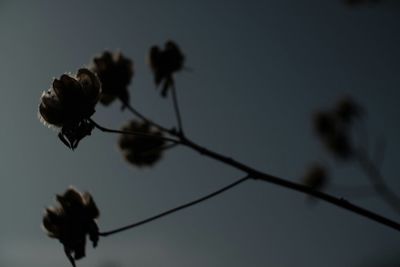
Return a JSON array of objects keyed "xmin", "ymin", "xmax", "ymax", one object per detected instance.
[{"xmin": 39, "ymin": 41, "xmax": 400, "ymax": 267}]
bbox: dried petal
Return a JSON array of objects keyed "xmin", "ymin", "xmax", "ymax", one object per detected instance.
[
  {"xmin": 82, "ymin": 192, "xmax": 100, "ymax": 219},
  {"xmin": 77, "ymin": 68, "xmax": 101, "ymax": 104}
]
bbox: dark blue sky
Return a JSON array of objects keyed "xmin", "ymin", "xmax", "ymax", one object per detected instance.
[{"xmin": 0, "ymin": 1, "xmax": 400, "ymax": 266}]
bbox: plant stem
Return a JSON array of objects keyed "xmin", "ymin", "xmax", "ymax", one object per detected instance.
[
  {"xmin": 171, "ymin": 82, "xmax": 184, "ymax": 135},
  {"xmin": 120, "ymin": 98, "xmax": 173, "ymax": 134},
  {"xmin": 92, "ymin": 118, "xmax": 400, "ymax": 231},
  {"xmin": 177, "ymin": 135, "xmax": 400, "ymax": 231},
  {"xmin": 89, "ymin": 119, "xmax": 180, "ymax": 144},
  {"xmin": 99, "ymin": 175, "xmax": 250, "ymax": 236}
]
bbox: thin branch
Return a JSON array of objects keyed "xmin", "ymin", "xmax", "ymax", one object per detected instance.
[
  {"xmin": 90, "ymin": 112, "xmax": 400, "ymax": 231},
  {"xmin": 119, "ymin": 98, "xmax": 173, "ymax": 134},
  {"xmin": 170, "ymin": 81, "xmax": 184, "ymax": 135},
  {"xmin": 89, "ymin": 119, "xmax": 181, "ymax": 144},
  {"xmin": 178, "ymin": 135, "xmax": 400, "ymax": 231},
  {"xmin": 99, "ymin": 175, "xmax": 250, "ymax": 236}
]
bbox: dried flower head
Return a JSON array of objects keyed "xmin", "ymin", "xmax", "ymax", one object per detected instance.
[
  {"xmin": 149, "ymin": 40, "xmax": 185, "ymax": 97},
  {"xmin": 43, "ymin": 187, "xmax": 100, "ymax": 267},
  {"xmin": 38, "ymin": 69, "xmax": 101, "ymax": 149},
  {"xmin": 91, "ymin": 51, "xmax": 133, "ymax": 108},
  {"xmin": 119, "ymin": 120, "xmax": 165, "ymax": 167}
]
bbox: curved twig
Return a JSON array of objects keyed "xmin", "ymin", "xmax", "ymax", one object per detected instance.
[
  {"xmin": 89, "ymin": 119, "xmax": 180, "ymax": 144},
  {"xmin": 99, "ymin": 175, "xmax": 250, "ymax": 236},
  {"xmin": 119, "ymin": 98, "xmax": 174, "ymax": 135}
]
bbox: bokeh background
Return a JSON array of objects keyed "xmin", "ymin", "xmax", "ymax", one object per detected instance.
[{"xmin": 0, "ymin": 0, "xmax": 400, "ymax": 266}]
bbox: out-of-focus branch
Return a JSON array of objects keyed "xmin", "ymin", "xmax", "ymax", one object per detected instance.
[{"xmin": 356, "ymin": 149, "xmax": 400, "ymax": 214}]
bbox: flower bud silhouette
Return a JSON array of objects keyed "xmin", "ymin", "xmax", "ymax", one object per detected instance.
[
  {"xmin": 38, "ymin": 69, "xmax": 101, "ymax": 149},
  {"xmin": 43, "ymin": 187, "xmax": 100, "ymax": 267},
  {"xmin": 118, "ymin": 120, "xmax": 165, "ymax": 167},
  {"xmin": 91, "ymin": 51, "xmax": 133, "ymax": 108},
  {"xmin": 149, "ymin": 40, "xmax": 185, "ymax": 97}
]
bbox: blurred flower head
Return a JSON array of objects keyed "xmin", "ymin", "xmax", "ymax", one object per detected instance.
[
  {"xmin": 119, "ymin": 120, "xmax": 165, "ymax": 167},
  {"xmin": 313, "ymin": 97, "xmax": 363, "ymax": 160},
  {"xmin": 91, "ymin": 51, "xmax": 133, "ymax": 108},
  {"xmin": 38, "ymin": 69, "xmax": 101, "ymax": 149},
  {"xmin": 149, "ymin": 40, "xmax": 185, "ymax": 97},
  {"xmin": 302, "ymin": 164, "xmax": 328, "ymax": 191},
  {"xmin": 43, "ymin": 187, "xmax": 100, "ymax": 267}
]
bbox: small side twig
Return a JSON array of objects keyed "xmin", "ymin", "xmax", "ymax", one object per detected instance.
[
  {"xmin": 120, "ymin": 98, "xmax": 173, "ymax": 135},
  {"xmin": 89, "ymin": 119, "xmax": 180, "ymax": 144},
  {"xmin": 99, "ymin": 175, "xmax": 250, "ymax": 236}
]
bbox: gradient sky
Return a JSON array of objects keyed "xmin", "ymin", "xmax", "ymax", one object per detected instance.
[{"xmin": 0, "ymin": 1, "xmax": 400, "ymax": 267}]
